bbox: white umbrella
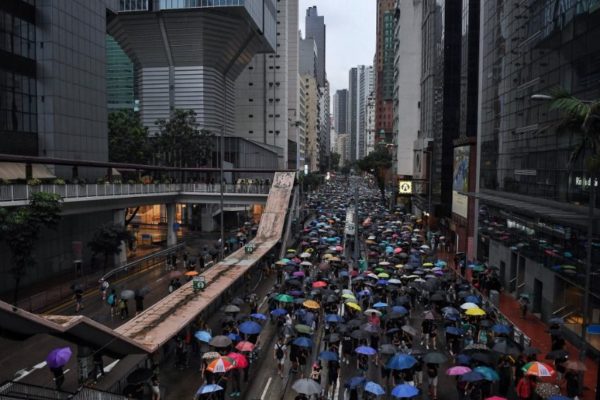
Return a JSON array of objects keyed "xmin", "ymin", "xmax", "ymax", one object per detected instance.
[
  {"xmin": 300, "ymin": 252, "xmax": 312, "ymax": 258},
  {"xmin": 364, "ymin": 309, "xmax": 382, "ymax": 316},
  {"xmin": 460, "ymin": 302, "xmax": 479, "ymax": 310}
]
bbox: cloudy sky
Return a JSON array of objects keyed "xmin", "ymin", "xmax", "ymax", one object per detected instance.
[{"xmin": 298, "ymin": 0, "xmax": 376, "ymax": 94}]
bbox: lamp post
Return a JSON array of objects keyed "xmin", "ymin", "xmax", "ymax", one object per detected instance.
[{"xmin": 220, "ymin": 125, "xmax": 225, "ymax": 261}]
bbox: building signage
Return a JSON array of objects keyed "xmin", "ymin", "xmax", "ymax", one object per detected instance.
[
  {"xmin": 452, "ymin": 146, "xmax": 470, "ymax": 218},
  {"xmin": 399, "ymin": 181, "xmax": 412, "ymax": 194}
]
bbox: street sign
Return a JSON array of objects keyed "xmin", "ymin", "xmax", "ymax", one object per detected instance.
[{"xmin": 399, "ymin": 181, "xmax": 412, "ymax": 194}]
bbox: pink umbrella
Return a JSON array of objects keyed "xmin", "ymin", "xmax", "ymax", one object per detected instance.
[
  {"xmin": 227, "ymin": 352, "xmax": 249, "ymax": 369},
  {"xmin": 335, "ymin": 245, "xmax": 343, "ymax": 252},
  {"xmin": 394, "ymin": 247, "xmax": 402, "ymax": 254},
  {"xmin": 446, "ymin": 366, "xmax": 472, "ymax": 376}
]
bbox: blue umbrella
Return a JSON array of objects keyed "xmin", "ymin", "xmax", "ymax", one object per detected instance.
[
  {"xmin": 474, "ymin": 366, "xmax": 500, "ymax": 381},
  {"xmin": 293, "ymin": 337, "xmax": 313, "ymax": 347},
  {"xmin": 365, "ymin": 381, "xmax": 386, "ymax": 396},
  {"xmin": 345, "ymin": 376, "xmax": 367, "ymax": 389},
  {"xmin": 456, "ymin": 354, "xmax": 471, "ymax": 365},
  {"xmin": 239, "ymin": 321, "xmax": 262, "ymax": 335},
  {"xmin": 325, "ymin": 314, "xmax": 343, "ymax": 323},
  {"xmin": 442, "ymin": 306, "xmax": 460, "ymax": 315},
  {"xmin": 461, "ymin": 371, "xmax": 485, "ymax": 382},
  {"xmin": 464, "ymin": 295, "xmax": 480, "ymax": 304},
  {"xmin": 227, "ymin": 333, "xmax": 241, "ymax": 341},
  {"xmin": 391, "ymin": 384, "xmax": 419, "ymax": 398},
  {"xmin": 271, "ymin": 308, "xmax": 287, "ymax": 316},
  {"xmin": 250, "ymin": 313, "xmax": 267, "ymax": 320},
  {"xmin": 377, "ymin": 279, "xmax": 389, "ymax": 285},
  {"xmin": 355, "ymin": 346, "xmax": 377, "ymax": 356},
  {"xmin": 492, "ymin": 324, "xmax": 511, "ymax": 334},
  {"xmin": 318, "ymin": 351, "xmax": 339, "ymax": 361},
  {"xmin": 196, "ymin": 384, "xmax": 223, "ymax": 394},
  {"xmin": 445, "ymin": 314, "xmax": 459, "ymax": 321},
  {"xmin": 194, "ymin": 330, "xmax": 212, "ymax": 343},
  {"xmin": 391, "ymin": 305, "xmax": 408, "ymax": 315},
  {"xmin": 445, "ymin": 326, "xmax": 464, "ymax": 336},
  {"xmin": 386, "ymin": 354, "xmax": 417, "ymax": 370}
]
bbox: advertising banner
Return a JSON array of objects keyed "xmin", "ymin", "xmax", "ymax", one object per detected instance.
[{"xmin": 452, "ymin": 146, "xmax": 470, "ymax": 218}]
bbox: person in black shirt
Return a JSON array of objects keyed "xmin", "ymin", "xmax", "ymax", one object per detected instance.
[{"xmin": 427, "ymin": 363, "xmax": 438, "ymax": 400}]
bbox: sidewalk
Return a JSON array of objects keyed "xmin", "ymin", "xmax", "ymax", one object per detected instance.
[{"xmin": 437, "ymin": 248, "xmax": 598, "ymax": 400}]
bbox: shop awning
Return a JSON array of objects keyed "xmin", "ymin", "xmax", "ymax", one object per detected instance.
[
  {"xmin": 0, "ymin": 162, "xmax": 55, "ymax": 180},
  {"xmin": 465, "ymin": 190, "xmax": 594, "ymax": 228},
  {"xmin": 212, "ymin": 206, "xmax": 248, "ymax": 217}
]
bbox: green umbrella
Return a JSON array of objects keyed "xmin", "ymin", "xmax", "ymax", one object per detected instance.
[
  {"xmin": 275, "ymin": 294, "xmax": 294, "ymax": 303},
  {"xmin": 295, "ymin": 324, "xmax": 312, "ymax": 334}
]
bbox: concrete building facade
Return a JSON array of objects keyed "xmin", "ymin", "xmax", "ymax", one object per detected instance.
[
  {"xmin": 302, "ymin": 74, "xmax": 320, "ymax": 172},
  {"xmin": 357, "ymin": 65, "xmax": 374, "ymax": 159},
  {"xmin": 375, "ymin": 0, "xmax": 396, "ymax": 145},
  {"xmin": 348, "ymin": 67, "xmax": 358, "ymax": 162},
  {"xmin": 333, "ymin": 89, "xmax": 348, "ymax": 135}
]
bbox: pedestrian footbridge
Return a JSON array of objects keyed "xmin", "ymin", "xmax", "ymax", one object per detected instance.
[{"xmin": 0, "ymin": 172, "xmax": 295, "ymax": 356}]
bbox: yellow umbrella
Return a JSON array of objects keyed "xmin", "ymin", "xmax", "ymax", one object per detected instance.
[
  {"xmin": 365, "ymin": 240, "xmax": 376, "ymax": 245},
  {"xmin": 423, "ymin": 262, "xmax": 434, "ymax": 267},
  {"xmin": 342, "ymin": 293, "xmax": 356, "ymax": 300},
  {"xmin": 346, "ymin": 302, "xmax": 362, "ymax": 312},
  {"xmin": 395, "ymin": 264, "xmax": 404, "ymax": 269},
  {"xmin": 465, "ymin": 307, "xmax": 486, "ymax": 316},
  {"xmin": 323, "ymin": 253, "xmax": 333, "ymax": 259},
  {"xmin": 329, "ymin": 256, "xmax": 341, "ymax": 262},
  {"xmin": 378, "ymin": 272, "xmax": 390, "ymax": 278},
  {"xmin": 303, "ymin": 300, "xmax": 321, "ymax": 309}
]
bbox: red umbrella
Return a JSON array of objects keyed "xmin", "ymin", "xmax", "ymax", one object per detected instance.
[
  {"xmin": 227, "ymin": 352, "xmax": 249, "ymax": 369},
  {"xmin": 312, "ymin": 281, "xmax": 327, "ymax": 288}
]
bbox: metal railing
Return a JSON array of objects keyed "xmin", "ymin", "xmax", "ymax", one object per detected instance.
[
  {"xmin": 15, "ymin": 244, "xmax": 185, "ymax": 313},
  {"xmin": 0, "ymin": 183, "xmax": 270, "ymax": 203}
]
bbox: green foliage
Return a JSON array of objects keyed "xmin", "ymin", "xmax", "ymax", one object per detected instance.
[
  {"xmin": 88, "ymin": 223, "xmax": 134, "ymax": 270},
  {"xmin": 330, "ymin": 152, "xmax": 341, "ymax": 171},
  {"xmin": 548, "ymin": 88, "xmax": 600, "ymax": 174},
  {"xmin": 154, "ymin": 109, "xmax": 215, "ymax": 167},
  {"xmin": 108, "ymin": 110, "xmax": 151, "ymax": 164},
  {"xmin": 27, "ymin": 178, "xmax": 42, "ymax": 186},
  {"xmin": 299, "ymin": 173, "xmax": 323, "ymax": 191},
  {"xmin": 357, "ymin": 144, "xmax": 393, "ymax": 199},
  {"xmin": 0, "ymin": 192, "xmax": 62, "ymax": 304}
]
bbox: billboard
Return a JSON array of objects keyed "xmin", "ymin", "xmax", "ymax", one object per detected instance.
[{"xmin": 452, "ymin": 146, "xmax": 470, "ymax": 218}]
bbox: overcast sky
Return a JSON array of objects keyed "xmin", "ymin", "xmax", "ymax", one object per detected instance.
[{"xmin": 298, "ymin": 0, "xmax": 376, "ymax": 95}]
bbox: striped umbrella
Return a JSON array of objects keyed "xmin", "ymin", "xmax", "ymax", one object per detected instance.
[
  {"xmin": 522, "ymin": 361, "xmax": 555, "ymax": 377},
  {"xmin": 206, "ymin": 356, "xmax": 235, "ymax": 373}
]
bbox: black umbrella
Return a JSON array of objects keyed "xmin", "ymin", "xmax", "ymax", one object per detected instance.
[
  {"xmin": 471, "ymin": 352, "xmax": 496, "ymax": 364},
  {"xmin": 126, "ymin": 368, "xmax": 153, "ymax": 384},
  {"xmin": 230, "ymin": 297, "xmax": 245, "ymax": 306},
  {"xmin": 492, "ymin": 341, "xmax": 520, "ymax": 356},
  {"xmin": 423, "ymin": 352, "xmax": 448, "ymax": 364},
  {"xmin": 347, "ymin": 319, "xmax": 364, "ymax": 328},
  {"xmin": 210, "ymin": 335, "xmax": 233, "ymax": 348},
  {"xmin": 545, "ymin": 349, "xmax": 569, "ymax": 360},
  {"xmin": 351, "ymin": 330, "xmax": 371, "ymax": 340},
  {"xmin": 379, "ymin": 344, "xmax": 397, "ymax": 355}
]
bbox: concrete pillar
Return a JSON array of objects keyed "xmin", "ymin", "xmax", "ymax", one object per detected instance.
[
  {"xmin": 166, "ymin": 203, "xmax": 177, "ymax": 246},
  {"xmin": 200, "ymin": 204, "xmax": 217, "ymax": 232},
  {"xmin": 114, "ymin": 209, "xmax": 127, "ymax": 266}
]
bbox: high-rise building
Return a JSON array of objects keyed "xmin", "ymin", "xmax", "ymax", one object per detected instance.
[
  {"xmin": 234, "ymin": 0, "xmax": 299, "ymax": 169},
  {"xmin": 1, "ymin": 0, "xmax": 115, "ymax": 160},
  {"xmin": 305, "ymin": 6, "xmax": 326, "ymax": 87},
  {"xmin": 335, "ymin": 133, "xmax": 351, "ymax": 167},
  {"xmin": 287, "ymin": 3, "xmax": 301, "ymax": 170},
  {"xmin": 319, "ymin": 81, "xmax": 331, "ymax": 170},
  {"xmin": 476, "ymin": 0, "xmax": 600, "ymax": 342},
  {"xmin": 299, "ymin": 38, "xmax": 318, "ymax": 78},
  {"xmin": 348, "ymin": 67, "xmax": 358, "ymax": 162},
  {"xmin": 375, "ymin": 0, "xmax": 396, "ymax": 145},
  {"xmin": 392, "ymin": 0, "xmax": 421, "ymax": 181},
  {"xmin": 365, "ymin": 94, "xmax": 376, "ymax": 155},
  {"xmin": 302, "ymin": 74, "xmax": 320, "ymax": 172},
  {"xmin": 109, "ymin": 0, "xmax": 276, "ymax": 138},
  {"xmin": 333, "ymin": 89, "xmax": 348, "ymax": 135},
  {"xmin": 106, "ymin": 35, "xmax": 135, "ymax": 111},
  {"xmin": 357, "ymin": 65, "xmax": 374, "ymax": 159},
  {"xmin": 413, "ymin": 0, "xmax": 462, "ymax": 225}
]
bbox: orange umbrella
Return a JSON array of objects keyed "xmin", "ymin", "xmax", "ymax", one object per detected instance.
[
  {"xmin": 206, "ymin": 357, "xmax": 235, "ymax": 373},
  {"xmin": 185, "ymin": 271, "xmax": 199, "ymax": 276}
]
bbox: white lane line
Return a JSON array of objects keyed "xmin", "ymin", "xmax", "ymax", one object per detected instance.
[
  {"xmin": 103, "ymin": 359, "xmax": 120, "ymax": 373},
  {"xmin": 260, "ymin": 376, "xmax": 272, "ymax": 400},
  {"xmin": 14, "ymin": 361, "xmax": 48, "ymax": 382},
  {"xmin": 33, "ymin": 361, "xmax": 47, "ymax": 369}
]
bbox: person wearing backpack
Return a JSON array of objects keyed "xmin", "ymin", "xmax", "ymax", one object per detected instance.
[
  {"xmin": 107, "ymin": 289, "xmax": 116, "ymax": 317},
  {"xmin": 273, "ymin": 337, "xmax": 287, "ymax": 378}
]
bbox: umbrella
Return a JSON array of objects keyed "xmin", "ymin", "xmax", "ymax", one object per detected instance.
[
  {"xmin": 207, "ymin": 357, "xmax": 235, "ymax": 373},
  {"xmin": 292, "ymin": 378, "xmax": 322, "ymax": 395},
  {"xmin": 293, "ymin": 337, "xmax": 313, "ymax": 348},
  {"xmin": 564, "ymin": 360, "xmax": 587, "ymax": 371},
  {"xmin": 201, "ymin": 351, "xmax": 221, "ymax": 360},
  {"xmin": 379, "ymin": 344, "xmax": 397, "ymax": 355},
  {"xmin": 126, "ymin": 368, "xmax": 153, "ymax": 384},
  {"xmin": 275, "ymin": 294, "xmax": 294, "ymax": 303},
  {"xmin": 401, "ymin": 325, "xmax": 418, "ymax": 336},
  {"xmin": 194, "ymin": 330, "xmax": 212, "ymax": 343},
  {"xmin": 312, "ymin": 281, "xmax": 328, "ymax": 288},
  {"xmin": 522, "ymin": 361, "xmax": 555, "ymax": 377},
  {"xmin": 271, "ymin": 308, "xmax": 288, "ymax": 316},
  {"xmin": 346, "ymin": 302, "xmax": 362, "ymax": 311},
  {"xmin": 351, "ymin": 330, "xmax": 372, "ymax": 340},
  {"xmin": 492, "ymin": 324, "xmax": 512, "ymax": 334},
  {"xmin": 223, "ymin": 304, "xmax": 241, "ymax": 313},
  {"xmin": 492, "ymin": 341, "xmax": 521, "ymax": 356},
  {"xmin": 318, "ymin": 351, "xmax": 339, "ymax": 361},
  {"xmin": 303, "ymin": 300, "xmax": 320, "ymax": 309},
  {"xmin": 364, "ymin": 309, "xmax": 382, "ymax": 316},
  {"xmin": 446, "ymin": 326, "xmax": 464, "ymax": 336},
  {"xmin": 239, "ymin": 321, "xmax": 262, "ymax": 335},
  {"xmin": 209, "ymin": 335, "xmax": 233, "ymax": 348},
  {"xmin": 460, "ymin": 302, "xmax": 479, "ymax": 310},
  {"xmin": 46, "ymin": 347, "xmax": 72, "ymax": 369},
  {"xmin": 474, "ymin": 366, "xmax": 500, "ymax": 381},
  {"xmin": 465, "ymin": 307, "xmax": 486, "ymax": 316},
  {"xmin": 387, "ymin": 354, "xmax": 417, "ymax": 370},
  {"xmin": 325, "ymin": 314, "xmax": 343, "ymax": 323},
  {"xmin": 184, "ymin": 270, "xmax": 198, "ymax": 276},
  {"xmin": 373, "ymin": 302, "xmax": 388, "ymax": 308},
  {"xmin": 345, "ymin": 376, "xmax": 367, "ymax": 389},
  {"xmin": 545, "ymin": 349, "xmax": 569, "ymax": 360},
  {"xmin": 226, "ymin": 352, "xmax": 249, "ymax": 369},
  {"xmin": 461, "ymin": 371, "xmax": 485, "ymax": 382},
  {"xmin": 355, "ymin": 346, "xmax": 377, "ymax": 356},
  {"xmin": 196, "ymin": 384, "xmax": 223, "ymax": 395},
  {"xmin": 361, "ymin": 323, "xmax": 381, "ymax": 334},
  {"xmin": 235, "ymin": 341, "xmax": 255, "ymax": 352},
  {"xmin": 391, "ymin": 384, "xmax": 419, "ymax": 398},
  {"xmin": 295, "ymin": 324, "xmax": 313, "ymax": 334},
  {"xmin": 446, "ymin": 366, "xmax": 471, "ymax": 376},
  {"xmin": 250, "ymin": 313, "xmax": 267, "ymax": 320},
  {"xmin": 423, "ymin": 352, "xmax": 448, "ymax": 364},
  {"xmin": 535, "ymin": 383, "xmax": 561, "ymax": 399},
  {"xmin": 471, "ymin": 352, "xmax": 497, "ymax": 364},
  {"xmin": 169, "ymin": 270, "xmax": 183, "ymax": 278},
  {"xmin": 121, "ymin": 289, "xmax": 135, "ymax": 300},
  {"xmin": 365, "ymin": 381, "xmax": 386, "ymax": 396}
]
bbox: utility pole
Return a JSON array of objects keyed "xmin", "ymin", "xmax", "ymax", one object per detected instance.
[{"xmin": 353, "ymin": 179, "xmax": 360, "ymax": 266}]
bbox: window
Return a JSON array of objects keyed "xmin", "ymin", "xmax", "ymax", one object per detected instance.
[
  {"xmin": 249, "ymin": 130, "xmax": 254, "ymax": 134},
  {"xmin": 249, "ymin": 82, "xmax": 253, "ymax": 86},
  {"xmin": 249, "ymin": 114, "xmax": 254, "ymax": 118},
  {"xmin": 249, "ymin": 98, "xmax": 254, "ymax": 102}
]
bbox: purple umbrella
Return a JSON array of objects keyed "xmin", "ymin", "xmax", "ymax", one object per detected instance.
[
  {"xmin": 355, "ymin": 345, "xmax": 377, "ymax": 356},
  {"xmin": 46, "ymin": 347, "xmax": 72, "ymax": 368},
  {"xmin": 293, "ymin": 271, "xmax": 305, "ymax": 277}
]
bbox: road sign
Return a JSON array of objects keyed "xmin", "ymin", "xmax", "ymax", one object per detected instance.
[{"xmin": 399, "ymin": 181, "xmax": 412, "ymax": 194}]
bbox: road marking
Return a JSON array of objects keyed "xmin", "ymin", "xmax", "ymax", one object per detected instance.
[
  {"xmin": 260, "ymin": 377, "xmax": 272, "ymax": 400},
  {"xmin": 33, "ymin": 361, "xmax": 47, "ymax": 369},
  {"xmin": 103, "ymin": 359, "xmax": 120, "ymax": 373},
  {"xmin": 14, "ymin": 361, "xmax": 48, "ymax": 382}
]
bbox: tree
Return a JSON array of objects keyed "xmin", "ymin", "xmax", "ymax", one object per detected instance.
[
  {"xmin": 154, "ymin": 109, "xmax": 215, "ymax": 167},
  {"xmin": 0, "ymin": 192, "xmax": 62, "ymax": 304},
  {"xmin": 108, "ymin": 110, "xmax": 151, "ymax": 164},
  {"xmin": 330, "ymin": 152, "xmax": 341, "ymax": 171},
  {"xmin": 88, "ymin": 224, "xmax": 134, "ymax": 271},
  {"xmin": 357, "ymin": 144, "xmax": 393, "ymax": 200}
]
